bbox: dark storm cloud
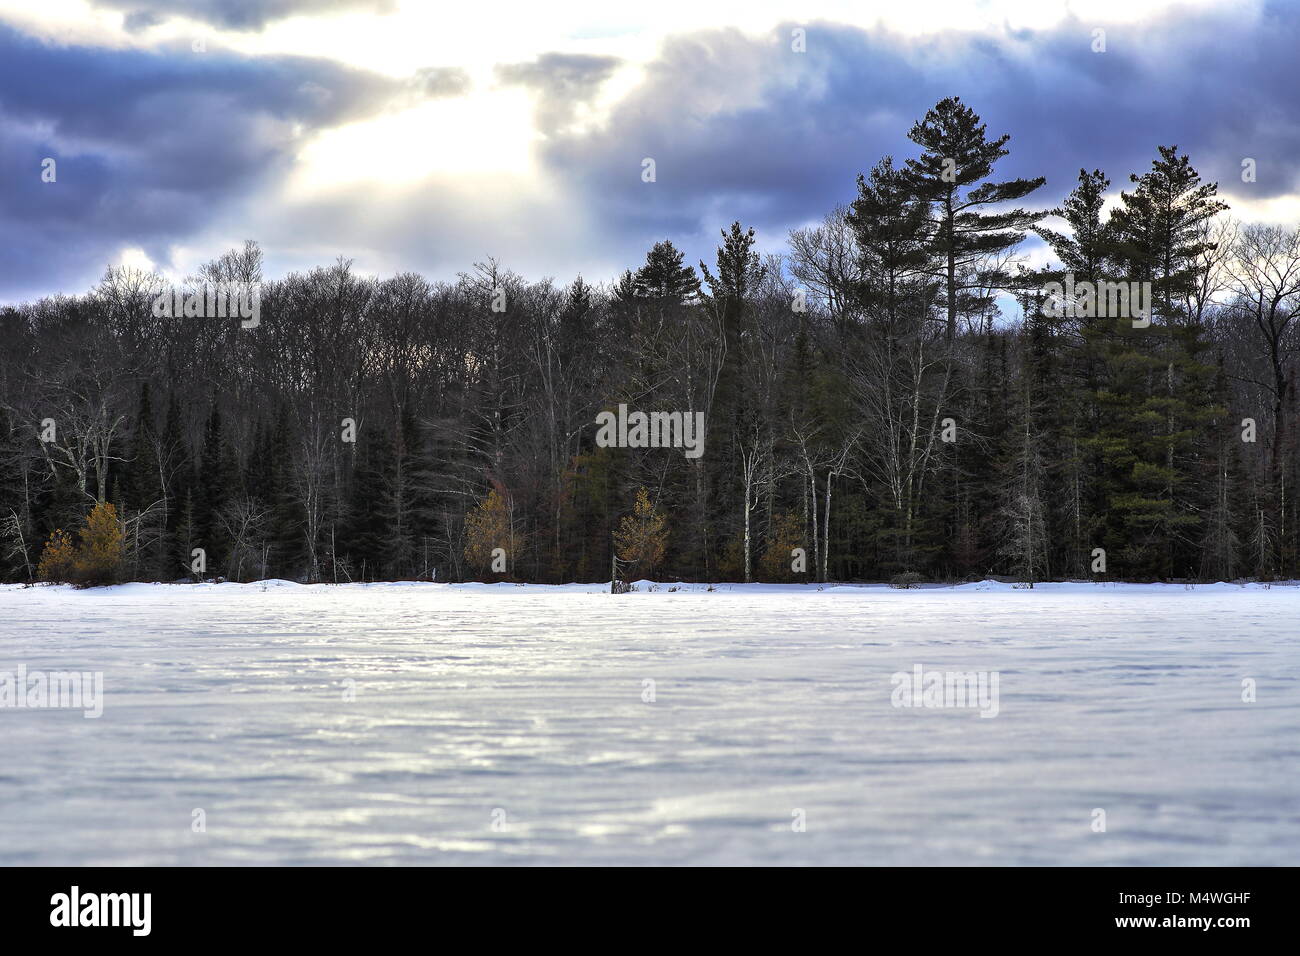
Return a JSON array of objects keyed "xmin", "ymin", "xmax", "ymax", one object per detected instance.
[
  {"xmin": 9, "ymin": 3, "xmax": 1300, "ymax": 303},
  {"xmin": 496, "ymin": 52, "xmax": 622, "ymax": 134},
  {"xmin": 0, "ymin": 23, "xmax": 427, "ymax": 301},
  {"xmin": 536, "ymin": 3, "xmax": 1300, "ymax": 266},
  {"xmin": 99, "ymin": 0, "xmax": 395, "ymax": 33}
]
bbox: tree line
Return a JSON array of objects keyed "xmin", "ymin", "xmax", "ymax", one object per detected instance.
[{"xmin": 1, "ymin": 97, "xmax": 1296, "ymax": 585}]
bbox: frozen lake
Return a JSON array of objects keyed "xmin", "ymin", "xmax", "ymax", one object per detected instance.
[{"xmin": 1, "ymin": 580, "xmax": 1297, "ymax": 865}]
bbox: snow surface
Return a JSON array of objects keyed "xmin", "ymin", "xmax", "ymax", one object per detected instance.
[{"xmin": 0, "ymin": 579, "xmax": 1297, "ymax": 866}]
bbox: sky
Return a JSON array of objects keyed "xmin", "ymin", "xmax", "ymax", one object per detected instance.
[{"xmin": 2, "ymin": 0, "xmax": 1299, "ymax": 304}]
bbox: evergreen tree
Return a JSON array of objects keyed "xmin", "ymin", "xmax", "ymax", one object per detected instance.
[
  {"xmin": 0, "ymin": 409, "xmax": 33, "ymax": 580},
  {"xmin": 464, "ymin": 487, "xmax": 512, "ymax": 577},
  {"xmin": 614, "ymin": 487, "xmax": 668, "ymax": 577},
  {"xmin": 847, "ymin": 156, "xmax": 936, "ymax": 329},
  {"xmin": 153, "ymin": 392, "xmax": 192, "ymax": 577},
  {"xmin": 125, "ymin": 383, "xmax": 162, "ymax": 515},
  {"xmin": 1097, "ymin": 147, "xmax": 1228, "ymax": 577},
  {"xmin": 1035, "ymin": 168, "xmax": 1113, "ymax": 292},
  {"xmin": 194, "ymin": 402, "xmax": 235, "ymax": 575},
  {"xmin": 1031, "ymin": 169, "xmax": 1120, "ymax": 573},
  {"xmin": 73, "ymin": 501, "xmax": 126, "ymax": 586},
  {"xmin": 902, "ymin": 97, "xmax": 1046, "ymax": 340},
  {"xmin": 37, "ymin": 528, "xmax": 77, "ymax": 584},
  {"xmin": 344, "ymin": 427, "xmax": 398, "ymax": 580},
  {"xmin": 633, "ymin": 240, "xmax": 700, "ymax": 303}
]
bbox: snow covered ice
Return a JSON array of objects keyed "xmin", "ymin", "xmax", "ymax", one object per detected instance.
[{"xmin": 1, "ymin": 580, "xmax": 1297, "ymax": 865}]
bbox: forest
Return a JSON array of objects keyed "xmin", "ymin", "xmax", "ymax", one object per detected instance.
[{"xmin": 1, "ymin": 97, "xmax": 1296, "ymax": 585}]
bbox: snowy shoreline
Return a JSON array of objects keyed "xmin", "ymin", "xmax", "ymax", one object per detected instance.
[{"xmin": 4, "ymin": 578, "xmax": 1298, "ymax": 597}]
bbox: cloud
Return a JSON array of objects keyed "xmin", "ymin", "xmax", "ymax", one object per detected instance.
[
  {"xmin": 0, "ymin": 22, "xmax": 445, "ymax": 301},
  {"xmin": 412, "ymin": 66, "xmax": 472, "ymax": 99},
  {"xmin": 496, "ymin": 52, "xmax": 622, "ymax": 134},
  {"xmin": 8, "ymin": 2, "xmax": 1300, "ymax": 304},
  {"xmin": 528, "ymin": 4, "xmax": 1300, "ymax": 273},
  {"xmin": 96, "ymin": 0, "xmax": 395, "ymax": 33}
]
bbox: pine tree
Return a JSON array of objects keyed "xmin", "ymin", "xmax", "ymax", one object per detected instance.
[
  {"xmin": 699, "ymin": 222, "xmax": 764, "ymax": 303},
  {"xmin": 194, "ymin": 402, "xmax": 237, "ymax": 576},
  {"xmin": 1110, "ymin": 146, "xmax": 1228, "ymax": 320},
  {"xmin": 758, "ymin": 512, "xmax": 804, "ymax": 582},
  {"xmin": 159, "ymin": 393, "xmax": 191, "ymax": 575},
  {"xmin": 73, "ymin": 501, "xmax": 126, "ymax": 586},
  {"xmin": 1032, "ymin": 169, "xmax": 1119, "ymax": 574},
  {"xmin": 124, "ymin": 383, "xmax": 164, "ymax": 578},
  {"xmin": 633, "ymin": 241, "xmax": 700, "ymax": 302},
  {"xmin": 344, "ymin": 428, "xmax": 397, "ymax": 580},
  {"xmin": 0, "ymin": 408, "xmax": 33, "ymax": 581},
  {"xmin": 700, "ymin": 222, "xmax": 766, "ymax": 566},
  {"xmin": 847, "ymin": 156, "xmax": 935, "ymax": 329},
  {"xmin": 614, "ymin": 487, "xmax": 668, "ymax": 576},
  {"xmin": 125, "ymin": 384, "xmax": 161, "ymax": 511},
  {"xmin": 1098, "ymin": 146, "xmax": 1228, "ymax": 577},
  {"xmin": 1035, "ymin": 168, "xmax": 1113, "ymax": 292},
  {"xmin": 902, "ymin": 97, "xmax": 1046, "ymax": 340},
  {"xmin": 37, "ymin": 528, "xmax": 77, "ymax": 583},
  {"xmin": 266, "ymin": 405, "xmax": 305, "ymax": 579},
  {"xmin": 464, "ymin": 487, "xmax": 512, "ymax": 576}
]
